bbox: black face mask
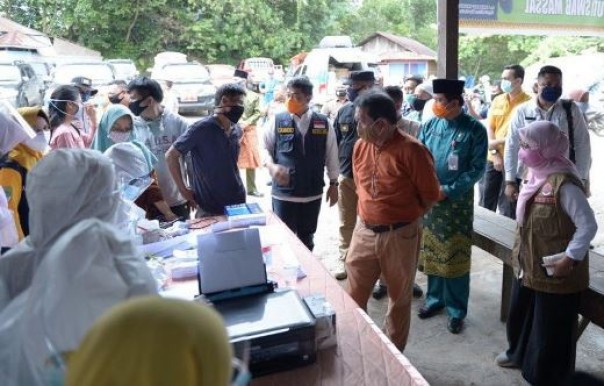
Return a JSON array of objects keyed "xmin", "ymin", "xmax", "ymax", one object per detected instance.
[
  {"xmin": 80, "ymin": 91, "xmax": 92, "ymax": 103},
  {"xmin": 108, "ymin": 94, "xmax": 123, "ymax": 104},
  {"xmin": 221, "ymin": 105, "xmax": 245, "ymax": 123},
  {"xmin": 129, "ymin": 99, "xmax": 147, "ymax": 116},
  {"xmin": 411, "ymin": 98, "xmax": 427, "ymax": 112}
]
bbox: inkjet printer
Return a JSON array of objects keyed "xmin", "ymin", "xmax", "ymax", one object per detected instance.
[{"xmin": 197, "ymin": 228, "xmax": 316, "ymax": 376}]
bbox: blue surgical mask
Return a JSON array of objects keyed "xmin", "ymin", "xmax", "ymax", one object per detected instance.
[
  {"xmin": 540, "ymin": 86, "xmax": 562, "ymax": 103},
  {"xmin": 122, "ymin": 176, "xmax": 152, "ymax": 202},
  {"xmin": 347, "ymin": 87, "xmax": 359, "ymax": 102},
  {"xmin": 500, "ymin": 79, "xmax": 513, "ymax": 94}
]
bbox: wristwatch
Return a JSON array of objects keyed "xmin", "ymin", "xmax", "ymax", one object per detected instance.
[
  {"xmin": 329, "ymin": 180, "xmax": 339, "ymax": 187},
  {"xmin": 490, "ymin": 149, "xmax": 498, "ymax": 155}
]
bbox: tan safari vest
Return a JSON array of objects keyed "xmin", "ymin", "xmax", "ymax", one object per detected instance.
[{"xmin": 512, "ymin": 173, "xmax": 589, "ymax": 294}]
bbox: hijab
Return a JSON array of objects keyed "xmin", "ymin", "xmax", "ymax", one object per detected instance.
[
  {"xmin": 93, "ymin": 104, "xmax": 135, "ymax": 152},
  {"xmin": 0, "ymin": 219, "xmax": 157, "ymax": 385},
  {"xmin": 0, "ymin": 149, "xmax": 122, "ymax": 310},
  {"xmin": 516, "ymin": 121, "xmax": 580, "ymax": 223},
  {"xmin": 66, "ymin": 296, "xmax": 232, "ymax": 386},
  {"xmin": 0, "ymin": 103, "xmax": 36, "ymax": 156}
]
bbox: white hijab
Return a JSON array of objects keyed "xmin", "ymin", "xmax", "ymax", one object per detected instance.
[
  {"xmin": 0, "ymin": 101, "xmax": 36, "ymax": 155},
  {"xmin": 0, "ymin": 149, "xmax": 122, "ymax": 309},
  {"xmin": 0, "ymin": 218, "xmax": 157, "ymax": 386}
]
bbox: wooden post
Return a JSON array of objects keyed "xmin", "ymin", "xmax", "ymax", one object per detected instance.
[
  {"xmin": 500, "ymin": 264, "xmax": 513, "ymax": 322},
  {"xmin": 437, "ymin": 0, "xmax": 459, "ymax": 79}
]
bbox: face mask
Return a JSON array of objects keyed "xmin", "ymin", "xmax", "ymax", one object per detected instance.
[
  {"xmin": 49, "ymin": 99, "xmax": 81, "ymax": 116},
  {"xmin": 129, "ymin": 99, "xmax": 148, "ymax": 116},
  {"xmin": 219, "ymin": 105, "xmax": 245, "ymax": 123},
  {"xmin": 577, "ymin": 102, "xmax": 589, "ymax": 114},
  {"xmin": 24, "ymin": 131, "xmax": 48, "ymax": 152},
  {"xmin": 500, "ymin": 79, "xmax": 513, "ymax": 94},
  {"xmin": 411, "ymin": 97, "xmax": 427, "ymax": 112},
  {"xmin": 540, "ymin": 86, "xmax": 562, "ymax": 103},
  {"xmin": 346, "ymin": 87, "xmax": 359, "ymax": 102},
  {"xmin": 432, "ymin": 101, "xmax": 452, "ymax": 119},
  {"xmin": 404, "ymin": 94, "xmax": 415, "ymax": 105},
  {"xmin": 108, "ymin": 94, "xmax": 123, "ymax": 104},
  {"xmin": 286, "ymin": 98, "xmax": 306, "ymax": 116},
  {"xmin": 519, "ymin": 147, "xmax": 547, "ymax": 168},
  {"xmin": 80, "ymin": 91, "xmax": 92, "ymax": 102},
  {"xmin": 108, "ymin": 130, "xmax": 131, "ymax": 144}
]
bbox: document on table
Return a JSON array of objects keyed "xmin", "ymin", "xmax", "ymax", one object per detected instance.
[{"xmin": 197, "ymin": 228, "xmax": 266, "ymax": 294}]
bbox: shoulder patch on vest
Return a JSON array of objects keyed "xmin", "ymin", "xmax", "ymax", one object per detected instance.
[
  {"xmin": 340, "ymin": 124, "xmax": 349, "ymax": 132},
  {"xmin": 312, "ymin": 120, "xmax": 326, "ymax": 129}
]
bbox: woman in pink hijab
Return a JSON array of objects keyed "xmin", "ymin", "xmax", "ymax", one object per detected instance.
[{"xmin": 496, "ymin": 121, "xmax": 598, "ymax": 385}]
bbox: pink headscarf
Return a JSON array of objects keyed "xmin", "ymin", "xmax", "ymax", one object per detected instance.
[{"xmin": 516, "ymin": 121, "xmax": 580, "ymax": 223}]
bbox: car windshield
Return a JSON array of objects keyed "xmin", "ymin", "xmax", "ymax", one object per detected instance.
[
  {"xmin": 111, "ymin": 62, "xmax": 136, "ymax": 76},
  {"xmin": 0, "ymin": 65, "xmax": 21, "ymax": 82},
  {"xmin": 29, "ymin": 62, "xmax": 49, "ymax": 78},
  {"xmin": 160, "ymin": 64, "xmax": 209, "ymax": 82},
  {"xmin": 54, "ymin": 64, "xmax": 114, "ymax": 85}
]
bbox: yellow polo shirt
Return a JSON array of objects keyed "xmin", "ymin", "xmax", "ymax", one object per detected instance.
[{"xmin": 487, "ymin": 91, "xmax": 532, "ymax": 162}]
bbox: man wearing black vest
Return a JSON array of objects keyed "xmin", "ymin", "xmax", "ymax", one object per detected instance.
[
  {"xmin": 332, "ymin": 71, "xmax": 375, "ymax": 280},
  {"xmin": 263, "ymin": 77, "xmax": 339, "ymax": 251}
]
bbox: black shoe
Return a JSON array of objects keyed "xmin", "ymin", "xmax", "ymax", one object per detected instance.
[
  {"xmin": 412, "ymin": 283, "xmax": 423, "ymax": 298},
  {"xmin": 247, "ymin": 191, "xmax": 264, "ymax": 197},
  {"xmin": 417, "ymin": 305, "xmax": 444, "ymax": 319},
  {"xmin": 372, "ymin": 284, "xmax": 387, "ymax": 300},
  {"xmin": 447, "ymin": 317, "xmax": 464, "ymax": 334}
]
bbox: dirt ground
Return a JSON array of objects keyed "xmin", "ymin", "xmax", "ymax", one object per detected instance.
[{"xmin": 244, "ymin": 130, "xmax": 604, "ymax": 385}]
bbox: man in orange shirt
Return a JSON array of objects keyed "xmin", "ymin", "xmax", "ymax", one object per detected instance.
[{"xmin": 346, "ymin": 92, "xmax": 440, "ymax": 351}]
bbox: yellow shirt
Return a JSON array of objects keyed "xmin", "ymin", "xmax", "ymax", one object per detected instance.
[{"xmin": 486, "ymin": 91, "xmax": 531, "ymax": 161}]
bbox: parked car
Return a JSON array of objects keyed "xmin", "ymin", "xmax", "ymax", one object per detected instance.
[
  {"xmin": 237, "ymin": 57, "xmax": 274, "ymax": 92},
  {"xmin": 46, "ymin": 61, "xmax": 116, "ymax": 104},
  {"xmin": 105, "ymin": 59, "xmax": 138, "ymax": 81},
  {"xmin": 0, "ymin": 60, "xmax": 45, "ymax": 108},
  {"xmin": 152, "ymin": 62, "xmax": 216, "ymax": 115},
  {"xmin": 206, "ymin": 64, "xmax": 236, "ymax": 88}
]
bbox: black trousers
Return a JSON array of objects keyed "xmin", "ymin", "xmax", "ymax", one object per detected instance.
[
  {"xmin": 506, "ymin": 278, "xmax": 580, "ymax": 386},
  {"xmin": 478, "ymin": 161, "xmax": 516, "ymax": 219},
  {"xmin": 272, "ymin": 198, "xmax": 322, "ymax": 251}
]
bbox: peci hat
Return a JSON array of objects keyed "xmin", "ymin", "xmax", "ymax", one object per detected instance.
[
  {"xmin": 432, "ymin": 79, "xmax": 465, "ymax": 96},
  {"xmin": 344, "ymin": 70, "xmax": 375, "ymax": 85},
  {"xmin": 71, "ymin": 76, "xmax": 98, "ymax": 95}
]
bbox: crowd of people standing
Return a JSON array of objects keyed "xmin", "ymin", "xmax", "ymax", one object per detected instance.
[{"xmin": 0, "ymin": 61, "xmax": 600, "ymax": 385}]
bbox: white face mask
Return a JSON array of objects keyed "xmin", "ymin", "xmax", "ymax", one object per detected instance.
[
  {"xmin": 108, "ymin": 131, "xmax": 131, "ymax": 144},
  {"xmin": 23, "ymin": 132, "xmax": 49, "ymax": 152}
]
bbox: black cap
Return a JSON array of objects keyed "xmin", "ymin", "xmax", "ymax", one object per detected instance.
[
  {"xmin": 233, "ymin": 69, "xmax": 248, "ymax": 79},
  {"xmin": 344, "ymin": 70, "xmax": 375, "ymax": 85},
  {"xmin": 71, "ymin": 76, "xmax": 98, "ymax": 95},
  {"xmin": 432, "ymin": 79, "xmax": 465, "ymax": 95}
]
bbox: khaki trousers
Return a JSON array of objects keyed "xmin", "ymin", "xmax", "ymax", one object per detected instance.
[
  {"xmin": 346, "ymin": 219, "xmax": 420, "ymax": 351},
  {"xmin": 338, "ymin": 176, "xmax": 358, "ymax": 260}
]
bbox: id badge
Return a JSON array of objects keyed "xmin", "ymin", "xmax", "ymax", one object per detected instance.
[{"xmin": 448, "ymin": 153, "xmax": 459, "ymax": 171}]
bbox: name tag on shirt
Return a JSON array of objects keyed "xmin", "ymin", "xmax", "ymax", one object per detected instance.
[
  {"xmin": 278, "ymin": 127, "xmax": 295, "ymax": 134},
  {"xmin": 311, "ymin": 128, "xmax": 328, "ymax": 135},
  {"xmin": 448, "ymin": 153, "xmax": 459, "ymax": 171}
]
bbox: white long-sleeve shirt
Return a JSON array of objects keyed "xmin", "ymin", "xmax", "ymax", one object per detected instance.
[
  {"xmin": 558, "ymin": 183, "xmax": 598, "ymax": 261},
  {"xmin": 504, "ymin": 98, "xmax": 591, "ymax": 182},
  {"xmin": 263, "ymin": 109, "xmax": 339, "ymax": 203}
]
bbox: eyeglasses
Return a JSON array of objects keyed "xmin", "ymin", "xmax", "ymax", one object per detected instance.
[
  {"xmin": 519, "ymin": 140, "xmax": 531, "ymax": 149},
  {"xmin": 286, "ymin": 92, "xmax": 304, "ymax": 98}
]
